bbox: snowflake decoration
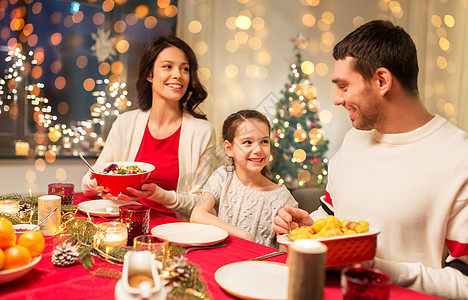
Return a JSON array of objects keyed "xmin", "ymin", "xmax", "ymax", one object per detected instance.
[{"xmin": 91, "ymin": 28, "xmax": 116, "ymax": 63}]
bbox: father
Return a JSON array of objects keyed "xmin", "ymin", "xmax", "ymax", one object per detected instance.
[{"xmin": 273, "ymin": 20, "xmax": 468, "ymax": 299}]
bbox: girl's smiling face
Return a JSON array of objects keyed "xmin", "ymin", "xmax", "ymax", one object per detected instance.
[
  {"xmin": 147, "ymin": 46, "xmax": 190, "ymax": 104},
  {"xmin": 225, "ymin": 119, "xmax": 271, "ymax": 175}
]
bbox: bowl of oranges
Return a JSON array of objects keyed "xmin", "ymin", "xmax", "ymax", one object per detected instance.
[{"xmin": 0, "ymin": 218, "xmax": 45, "ymax": 284}]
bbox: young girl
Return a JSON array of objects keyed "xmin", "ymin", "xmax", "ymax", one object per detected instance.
[{"xmin": 191, "ymin": 110, "xmax": 297, "ymax": 247}]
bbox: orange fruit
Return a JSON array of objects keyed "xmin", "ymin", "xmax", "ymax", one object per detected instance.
[
  {"xmin": 0, "ymin": 218, "xmax": 15, "ymax": 249},
  {"xmin": 0, "ymin": 248, "xmax": 4, "ymax": 270},
  {"xmin": 18, "ymin": 231, "xmax": 45, "ymax": 257},
  {"xmin": 3, "ymin": 245, "xmax": 31, "ymax": 270}
]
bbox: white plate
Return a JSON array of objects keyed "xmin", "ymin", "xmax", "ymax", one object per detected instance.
[
  {"xmin": 215, "ymin": 261, "xmax": 288, "ymax": 300},
  {"xmin": 78, "ymin": 199, "xmax": 139, "ymax": 217},
  {"xmin": 277, "ymin": 227, "xmax": 381, "ymax": 246},
  {"xmin": 150, "ymin": 223, "xmax": 228, "ymax": 246},
  {"xmin": 0, "ymin": 255, "xmax": 41, "ymax": 284}
]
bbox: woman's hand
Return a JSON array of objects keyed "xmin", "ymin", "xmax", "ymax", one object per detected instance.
[
  {"xmin": 89, "ymin": 173, "xmax": 114, "ymax": 199},
  {"xmin": 272, "ymin": 206, "xmax": 313, "ymax": 235},
  {"xmin": 117, "ymin": 183, "xmax": 160, "ymax": 202}
]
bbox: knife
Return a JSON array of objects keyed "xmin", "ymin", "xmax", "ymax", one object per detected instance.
[{"xmin": 248, "ymin": 250, "xmax": 286, "ymax": 261}]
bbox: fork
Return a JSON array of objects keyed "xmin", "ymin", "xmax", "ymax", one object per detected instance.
[{"xmin": 184, "ymin": 242, "xmax": 227, "ymax": 254}]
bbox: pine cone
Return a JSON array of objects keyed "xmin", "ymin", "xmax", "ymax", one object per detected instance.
[
  {"xmin": 165, "ymin": 256, "xmax": 191, "ymax": 282},
  {"xmin": 18, "ymin": 202, "xmax": 33, "ymax": 212},
  {"xmin": 52, "ymin": 242, "xmax": 79, "ymax": 267}
]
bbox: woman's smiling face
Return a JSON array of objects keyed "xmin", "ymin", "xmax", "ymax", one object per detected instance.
[{"xmin": 147, "ymin": 46, "xmax": 190, "ymax": 104}]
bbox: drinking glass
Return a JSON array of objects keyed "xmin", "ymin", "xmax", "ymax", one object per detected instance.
[
  {"xmin": 48, "ymin": 183, "xmax": 75, "ymax": 205},
  {"xmin": 133, "ymin": 234, "xmax": 168, "ymax": 269},
  {"xmin": 119, "ymin": 204, "xmax": 151, "ymax": 246},
  {"xmin": 341, "ymin": 266, "xmax": 390, "ymax": 300}
]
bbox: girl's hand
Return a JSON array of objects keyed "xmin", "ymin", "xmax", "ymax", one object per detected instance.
[
  {"xmin": 241, "ymin": 231, "xmax": 255, "ymax": 242},
  {"xmin": 117, "ymin": 183, "xmax": 159, "ymax": 202}
]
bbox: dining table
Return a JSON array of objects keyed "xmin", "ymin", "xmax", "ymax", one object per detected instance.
[{"xmin": 0, "ymin": 193, "xmax": 442, "ymax": 300}]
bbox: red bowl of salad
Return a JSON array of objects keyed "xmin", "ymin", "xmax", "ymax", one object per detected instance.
[{"xmin": 91, "ymin": 161, "xmax": 155, "ymax": 196}]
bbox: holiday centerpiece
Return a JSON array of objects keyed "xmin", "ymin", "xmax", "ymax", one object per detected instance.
[{"xmin": 0, "ymin": 193, "xmax": 212, "ymax": 299}]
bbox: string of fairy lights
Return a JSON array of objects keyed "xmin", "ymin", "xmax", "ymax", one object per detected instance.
[{"xmin": 0, "ymin": 47, "xmax": 130, "ymax": 155}]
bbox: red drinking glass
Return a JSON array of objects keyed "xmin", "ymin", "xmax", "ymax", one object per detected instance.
[
  {"xmin": 341, "ymin": 266, "xmax": 390, "ymax": 300},
  {"xmin": 48, "ymin": 183, "xmax": 75, "ymax": 205},
  {"xmin": 119, "ymin": 204, "xmax": 151, "ymax": 247}
]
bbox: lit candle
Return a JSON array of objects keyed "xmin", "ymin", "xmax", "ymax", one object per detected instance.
[
  {"xmin": 15, "ymin": 141, "xmax": 30, "ymax": 156},
  {"xmin": 0, "ymin": 200, "xmax": 20, "ymax": 215},
  {"xmin": 38, "ymin": 195, "xmax": 62, "ymax": 236},
  {"xmin": 94, "ymin": 221, "xmax": 128, "ymax": 248}
]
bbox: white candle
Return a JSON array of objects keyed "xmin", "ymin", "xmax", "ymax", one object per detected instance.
[
  {"xmin": 94, "ymin": 221, "xmax": 128, "ymax": 248},
  {"xmin": 0, "ymin": 200, "xmax": 20, "ymax": 215},
  {"xmin": 38, "ymin": 195, "xmax": 61, "ymax": 236}
]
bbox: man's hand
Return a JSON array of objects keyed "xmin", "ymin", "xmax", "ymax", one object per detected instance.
[{"xmin": 273, "ymin": 206, "xmax": 313, "ymax": 234}]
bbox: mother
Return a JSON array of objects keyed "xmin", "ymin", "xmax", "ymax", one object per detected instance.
[{"xmin": 82, "ymin": 36, "xmax": 216, "ymax": 221}]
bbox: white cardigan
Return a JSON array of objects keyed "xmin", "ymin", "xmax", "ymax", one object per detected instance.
[{"xmin": 81, "ymin": 109, "xmax": 217, "ymax": 220}]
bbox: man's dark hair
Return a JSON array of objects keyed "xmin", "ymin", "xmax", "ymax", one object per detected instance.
[{"xmin": 333, "ymin": 20, "xmax": 419, "ymax": 93}]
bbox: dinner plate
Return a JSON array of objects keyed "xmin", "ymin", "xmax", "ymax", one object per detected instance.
[
  {"xmin": 150, "ymin": 222, "xmax": 228, "ymax": 246},
  {"xmin": 77, "ymin": 199, "xmax": 139, "ymax": 217},
  {"xmin": 0, "ymin": 255, "xmax": 41, "ymax": 284},
  {"xmin": 277, "ymin": 227, "xmax": 381, "ymax": 246},
  {"xmin": 215, "ymin": 261, "xmax": 288, "ymax": 300}
]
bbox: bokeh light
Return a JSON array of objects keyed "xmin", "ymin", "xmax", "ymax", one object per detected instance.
[
  {"xmin": 194, "ymin": 41, "xmax": 208, "ymax": 55},
  {"xmin": 225, "ymin": 64, "xmax": 239, "ymax": 78},
  {"xmin": 56, "ymin": 168, "xmax": 67, "ymax": 181},
  {"xmin": 301, "ymin": 61, "xmax": 314, "ymax": 75},
  {"xmin": 236, "ymin": 15, "xmax": 251, "ymax": 30},
  {"xmin": 116, "ymin": 40, "xmax": 129, "ymax": 53},
  {"xmin": 83, "ymin": 78, "xmax": 95, "ymax": 91},
  {"xmin": 188, "ymin": 20, "xmax": 202, "ymax": 33},
  {"xmin": 135, "ymin": 5, "xmax": 149, "ymax": 18},
  {"xmin": 54, "ymin": 76, "xmax": 66, "ymax": 89},
  {"xmin": 114, "ymin": 20, "xmax": 126, "ymax": 33},
  {"xmin": 144, "ymin": 16, "xmax": 157, "ymax": 29}
]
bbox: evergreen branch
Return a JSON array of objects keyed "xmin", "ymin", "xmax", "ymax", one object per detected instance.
[
  {"xmin": 0, "ymin": 212, "xmax": 25, "ymax": 224},
  {"xmin": 91, "ymin": 267, "xmax": 122, "ymax": 279},
  {"xmin": 78, "ymin": 244, "xmax": 95, "ymax": 270}
]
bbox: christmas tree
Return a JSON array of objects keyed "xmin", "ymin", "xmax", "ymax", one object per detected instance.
[{"xmin": 270, "ymin": 46, "xmax": 329, "ymax": 190}]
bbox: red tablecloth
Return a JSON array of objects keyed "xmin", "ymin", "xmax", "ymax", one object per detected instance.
[{"xmin": 0, "ymin": 194, "xmax": 441, "ymax": 300}]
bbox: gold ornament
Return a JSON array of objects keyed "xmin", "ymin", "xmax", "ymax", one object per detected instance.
[
  {"xmin": 297, "ymin": 170, "xmax": 311, "ymax": 183},
  {"xmin": 293, "ymin": 149, "xmax": 307, "ymax": 162},
  {"xmin": 294, "ymin": 129, "xmax": 307, "ymax": 142},
  {"xmin": 312, "ymin": 162, "xmax": 325, "ymax": 175},
  {"xmin": 295, "ymin": 35, "xmax": 309, "ymax": 50},
  {"xmin": 309, "ymin": 128, "xmax": 322, "ymax": 144},
  {"xmin": 289, "ymin": 100, "xmax": 304, "ymax": 117},
  {"xmin": 304, "ymin": 85, "xmax": 317, "ymax": 99},
  {"xmin": 307, "ymin": 99, "xmax": 319, "ymax": 112}
]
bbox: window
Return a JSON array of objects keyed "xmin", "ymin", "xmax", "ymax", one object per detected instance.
[{"xmin": 0, "ymin": 0, "xmax": 178, "ymax": 158}]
